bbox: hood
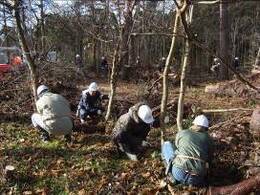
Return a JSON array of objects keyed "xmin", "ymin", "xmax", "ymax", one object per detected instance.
[{"xmin": 128, "ymin": 102, "xmax": 146, "ymax": 123}]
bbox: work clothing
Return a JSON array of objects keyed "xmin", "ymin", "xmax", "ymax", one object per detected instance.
[
  {"xmin": 77, "ymin": 89, "xmax": 104, "ymax": 120},
  {"xmin": 112, "ymin": 102, "xmax": 151, "ymax": 155},
  {"xmin": 161, "ymin": 128, "xmax": 213, "ymax": 187},
  {"xmin": 31, "ymin": 92, "xmax": 73, "ymax": 136}
]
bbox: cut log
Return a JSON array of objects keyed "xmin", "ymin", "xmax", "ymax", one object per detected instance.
[
  {"xmin": 205, "ymin": 84, "xmax": 220, "ymax": 94},
  {"xmin": 207, "ymin": 173, "xmax": 260, "ymax": 195},
  {"xmin": 250, "ymin": 108, "xmax": 260, "ymax": 137},
  {"xmin": 4, "ymin": 165, "xmax": 15, "ymax": 180}
]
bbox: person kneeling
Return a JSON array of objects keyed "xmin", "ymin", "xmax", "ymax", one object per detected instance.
[
  {"xmin": 76, "ymin": 82, "xmax": 108, "ymax": 124},
  {"xmin": 161, "ymin": 115, "xmax": 213, "ymax": 187},
  {"xmin": 31, "ymin": 85, "xmax": 73, "ymax": 142},
  {"xmin": 112, "ymin": 103, "xmax": 155, "ymax": 161}
]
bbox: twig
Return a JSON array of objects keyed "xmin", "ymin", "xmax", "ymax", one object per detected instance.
[{"xmin": 202, "ymin": 108, "xmax": 253, "ymax": 113}]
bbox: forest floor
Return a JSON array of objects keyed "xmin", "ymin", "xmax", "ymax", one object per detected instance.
[{"xmin": 0, "ymin": 73, "xmax": 259, "ymax": 194}]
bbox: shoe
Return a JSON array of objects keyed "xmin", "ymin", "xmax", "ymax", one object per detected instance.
[
  {"xmin": 125, "ymin": 152, "xmax": 138, "ymax": 161},
  {"xmin": 80, "ymin": 119, "xmax": 85, "ymax": 124},
  {"xmin": 40, "ymin": 133, "xmax": 50, "ymax": 143},
  {"xmin": 64, "ymin": 134, "xmax": 72, "ymax": 143}
]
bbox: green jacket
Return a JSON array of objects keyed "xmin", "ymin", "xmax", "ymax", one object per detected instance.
[
  {"xmin": 36, "ymin": 92, "xmax": 73, "ymax": 135},
  {"xmin": 173, "ymin": 129, "xmax": 213, "ymax": 177}
]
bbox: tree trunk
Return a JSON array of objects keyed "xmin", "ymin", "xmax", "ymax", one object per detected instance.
[
  {"xmin": 40, "ymin": 0, "xmax": 45, "ymax": 54},
  {"xmin": 105, "ymin": 0, "xmax": 137, "ymax": 121},
  {"xmin": 177, "ymin": 40, "xmax": 190, "ymax": 131},
  {"xmin": 14, "ymin": 0, "xmax": 38, "ymax": 105},
  {"xmin": 105, "ymin": 42, "xmax": 120, "ymax": 121},
  {"xmin": 207, "ymin": 173, "xmax": 260, "ymax": 195},
  {"xmin": 219, "ymin": 0, "xmax": 229, "ymax": 80},
  {"xmin": 254, "ymin": 47, "xmax": 260, "ymax": 67},
  {"xmin": 160, "ymin": 12, "xmax": 180, "ymax": 126},
  {"xmin": 176, "ymin": 2, "xmax": 193, "ymax": 131}
]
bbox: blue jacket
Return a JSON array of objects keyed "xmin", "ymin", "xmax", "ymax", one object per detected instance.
[{"xmin": 78, "ymin": 90, "xmax": 102, "ymax": 111}]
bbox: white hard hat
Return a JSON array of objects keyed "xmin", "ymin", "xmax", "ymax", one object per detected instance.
[
  {"xmin": 192, "ymin": 115, "xmax": 209, "ymax": 128},
  {"xmin": 37, "ymin": 85, "xmax": 49, "ymax": 96},
  {"xmin": 138, "ymin": 105, "xmax": 154, "ymax": 124},
  {"xmin": 76, "ymin": 54, "xmax": 80, "ymax": 57},
  {"xmin": 235, "ymin": 57, "xmax": 239, "ymax": 60},
  {"xmin": 214, "ymin": 58, "xmax": 218, "ymax": 62},
  {"xmin": 88, "ymin": 82, "xmax": 98, "ymax": 92}
]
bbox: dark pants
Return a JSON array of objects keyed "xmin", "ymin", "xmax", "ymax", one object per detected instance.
[{"xmin": 113, "ymin": 132, "xmax": 143, "ymax": 155}]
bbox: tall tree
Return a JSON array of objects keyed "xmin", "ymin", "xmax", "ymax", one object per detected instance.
[
  {"xmin": 219, "ymin": 0, "xmax": 229, "ymax": 80},
  {"xmin": 105, "ymin": 0, "xmax": 137, "ymax": 121},
  {"xmin": 13, "ymin": 0, "xmax": 38, "ymax": 104},
  {"xmin": 160, "ymin": 11, "xmax": 180, "ymax": 127}
]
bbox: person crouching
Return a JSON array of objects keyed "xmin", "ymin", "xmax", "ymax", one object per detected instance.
[
  {"xmin": 112, "ymin": 102, "xmax": 154, "ymax": 161},
  {"xmin": 31, "ymin": 85, "xmax": 73, "ymax": 142}
]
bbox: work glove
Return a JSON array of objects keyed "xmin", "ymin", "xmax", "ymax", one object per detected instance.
[
  {"xmin": 76, "ymin": 109, "xmax": 79, "ymax": 117},
  {"xmin": 125, "ymin": 152, "xmax": 138, "ymax": 161},
  {"xmin": 97, "ymin": 110, "xmax": 102, "ymax": 115},
  {"xmin": 142, "ymin": 140, "xmax": 151, "ymax": 147}
]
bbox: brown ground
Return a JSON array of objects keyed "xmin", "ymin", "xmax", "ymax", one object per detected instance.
[{"xmin": 0, "ymin": 71, "xmax": 259, "ymax": 194}]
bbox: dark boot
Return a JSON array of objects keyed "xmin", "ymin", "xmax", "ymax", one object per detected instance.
[
  {"xmin": 64, "ymin": 134, "xmax": 72, "ymax": 143},
  {"xmin": 35, "ymin": 125, "xmax": 50, "ymax": 142}
]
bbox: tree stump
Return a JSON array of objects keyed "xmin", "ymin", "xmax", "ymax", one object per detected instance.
[
  {"xmin": 4, "ymin": 165, "xmax": 15, "ymax": 181},
  {"xmin": 250, "ymin": 108, "xmax": 260, "ymax": 137}
]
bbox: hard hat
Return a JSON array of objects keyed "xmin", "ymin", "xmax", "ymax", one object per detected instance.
[
  {"xmin": 235, "ymin": 57, "xmax": 239, "ymax": 60},
  {"xmin": 192, "ymin": 115, "xmax": 209, "ymax": 128},
  {"xmin": 162, "ymin": 57, "xmax": 166, "ymax": 60},
  {"xmin": 214, "ymin": 58, "xmax": 218, "ymax": 62},
  {"xmin": 76, "ymin": 54, "xmax": 80, "ymax": 57},
  {"xmin": 137, "ymin": 105, "xmax": 154, "ymax": 124},
  {"xmin": 37, "ymin": 85, "xmax": 49, "ymax": 96},
  {"xmin": 88, "ymin": 82, "xmax": 98, "ymax": 92}
]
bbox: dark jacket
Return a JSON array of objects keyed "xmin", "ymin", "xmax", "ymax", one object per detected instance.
[
  {"xmin": 78, "ymin": 90, "xmax": 102, "ymax": 111},
  {"xmin": 112, "ymin": 102, "xmax": 151, "ymax": 154}
]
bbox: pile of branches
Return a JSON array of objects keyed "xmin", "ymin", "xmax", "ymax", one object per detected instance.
[
  {"xmin": 208, "ymin": 111, "xmax": 258, "ymax": 185},
  {"xmin": 205, "ymin": 73, "xmax": 260, "ymax": 100}
]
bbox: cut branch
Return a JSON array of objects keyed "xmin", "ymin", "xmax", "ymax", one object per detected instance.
[{"xmin": 202, "ymin": 108, "xmax": 253, "ymax": 113}]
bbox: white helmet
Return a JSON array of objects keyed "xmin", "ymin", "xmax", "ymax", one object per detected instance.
[
  {"xmin": 214, "ymin": 58, "xmax": 218, "ymax": 62},
  {"xmin": 235, "ymin": 57, "xmax": 239, "ymax": 60},
  {"xmin": 192, "ymin": 115, "xmax": 209, "ymax": 128},
  {"xmin": 88, "ymin": 82, "xmax": 98, "ymax": 92},
  {"xmin": 138, "ymin": 105, "xmax": 154, "ymax": 124},
  {"xmin": 76, "ymin": 54, "xmax": 80, "ymax": 58},
  {"xmin": 37, "ymin": 85, "xmax": 48, "ymax": 96}
]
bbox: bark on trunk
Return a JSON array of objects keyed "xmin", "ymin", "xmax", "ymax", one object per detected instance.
[
  {"xmin": 177, "ymin": 39, "xmax": 190, "ymax": 131},
  {"xmin": 105, "ymin": 43, "xmax": 120, "ymax": 121},
  {"xmin": 207, "ymin": 173, "xmax": 260, "ymax": 195},
  {"xmin": 160, "ymin": 12, "xmax": 180, "ymax": 126},
  {"xmin": 14, "ymin": 0, "xmax": 38, "ymax": 105},
  {"xmin": 219, "ymin": 0, "xmax": 229, "ymax": 80},
  {"xmin": 254, "ymin": 47, "xmax": 260, "ymax": 67},
  {"xmin": 105, "ymin": 0, "xmax": 137, "ymax": 121},
  {"xmin": 176, "ymin": 2, "xmax": 193, "ymax": 131}
]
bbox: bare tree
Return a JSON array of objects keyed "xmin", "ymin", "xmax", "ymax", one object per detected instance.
[
  {"xmin": 219, "ymin": 0, "xmax": 229, "ymax": 80},
  {"xmin": 254, "ymin": 47, "xmax": 260, "ymax": 68},
  {"xmin": 13, "ymin": 0, "xmax": 38, "ymax": 104},
  {"xmin": 105, "ymin": 0, "xmax": 137, "ymax": 121},
  {"xmin": 176, "ymin": 1, "xmax": 193, "ymax": 131},
  {"xmin": 160, "ymin": 10, "xmax": 180, "ymax": 127}
]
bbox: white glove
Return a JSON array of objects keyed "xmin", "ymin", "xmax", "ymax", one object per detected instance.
[
  {"xmin": 126, "ymin": 153, "xmax": 138, "ymax": 161},
  {"xmin": 142, "ymin": 140, "xmax": 151, "ymax": 147},
  {"xmin": 76, "ymin": 109, "xmax": 79, "ymax": 117},
  {"xmin": 97, "ymin": 110, "xmax": 102, "ymax": 115}
]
